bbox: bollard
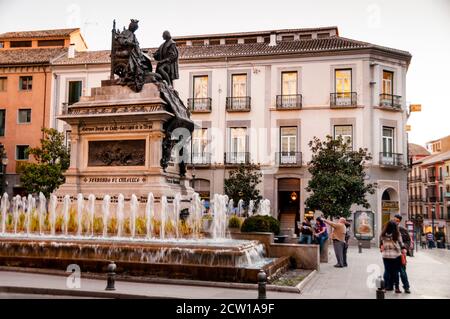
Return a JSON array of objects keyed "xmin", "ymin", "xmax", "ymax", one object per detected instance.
[
  {"xmin": 358, "ymin": 242, "xmax": 362, "ymax": 253},
  {"xmin": 257, "ymin": 269, "xmax": 267, "ymax": 299},
  {"xmin": 375, "ymin": 276, "xmax": 385, "ymax": 299},
  {"xmin": 105, "ymin": 261, "xmax": 117, "ymax": 291}
]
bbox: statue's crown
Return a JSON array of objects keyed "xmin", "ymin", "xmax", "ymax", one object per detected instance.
[{"xmin": 130, "ymin": 19, "xmax": 139, "ymax": 24}]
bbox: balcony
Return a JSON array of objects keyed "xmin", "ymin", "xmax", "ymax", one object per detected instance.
[
  {"xmin": 379, "ymin": 94, "xmax": 402, "ymax": 109},
  {"xmin": 226, "ymin": 97, "xmax": 251, "ymax": 112},
  {"xmin": 276, "ymin": 94, "xmax": 302, "ymax": 110},
  {"xmin": 275, "ymin": 152, "xmax": 302, "ymax": 167},
  {"xmin": 428, "ymin": 176, "xmax": 437, "ymax": 183},
  {"xmin": 379, "ymin": 152, "xmax": 403, "ymax": 168},
  {"xmin": 330, "ymin": 92, "xmax": 357, "ymax": 108},
  {"xmin": 187, "ymin": 98, "xmax": 212, "ymax": 113},
  {"xmin": 224, "ymin": 152, "xmax": 250, "ymax": 165},
  {"xmin": 409, "ymin": 195, "xmax": 424, "ymax": 202},
  {"xmin": 187, "ymin": 152, "xmax": 211, "ymax": 167},
  {"xmin": 427, "ymin": 196, "xmax": 438, "ymax": 203}
]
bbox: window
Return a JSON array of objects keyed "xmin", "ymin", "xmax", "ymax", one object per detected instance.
[
  {"xmin": 0, "ymin": 110, "xmax": 5, "ymax": 136},
  {"xmin": 192, "ymin": 128, "xmax": 208, "ymax": 163},
  {"xmin": 18, "ymin": 109, "xmax": 31, "ymax": 124},
  {"xmin": 231, "ymin": 74, "xmax": 247, "ymax": 97},
  {"xmin": 19, "ymin": 76, "xmax": 32, "ymax": 91},
  {"xmin": 280, "ymin": 127, "xmax": 297, "ymax": 153},
  {"xmin": 10, "ymin": 41, "xmax": 32, "ymax": 48},
  {"xmin": 225, "ymin": 38, "xmax": 238, "ymax": 45},
  {"xmin": 280, "ymin": 127, "xmax": 297, "ymax": 164},
  {"xmin": 193, "ymin": 76, "xmax": 208, "ymax": 99},
  {"xmin": 16, "ymin": 145, "xmax": 29, "ymax": 160},
  {"xmin": 0, "ymin": 77, "xmax": 6, "ymax": 91},
  {"xmin": 281, "ymin": 71, "xmax": 297, "ymax": 95},
  {"xmin": 334, "ymin": 125, "xmax": 353, "ymax": 148},
  {"xmin": 317, "ymin": 33, "xmax": 330, "ymax": 38},
  {"xmin": 244, "ymin": 38, "xmax": 257, "ymax": 44},
  {"xmin": 37, "ymin": 39, "xmax": 65, "ymax": 47},
  {"xmin": 440, "ymin": 187, "xmax": 443, "ymax": 202},
  {"xmin": 0, "ymin": 42, "xmax": 4, "ymax": 48},
  {"xmin": 299, "ymin": 34, "xmax": 312, "ymax": 40},
  {"xmin": 229, "ymin": 128, "xmax": 247, "ymax": 163},
  {"xmin": 382, "ymin": 71, "xmax": 393, "ymax": 95},
  {"xmin": 68, "ymin": 80, "xmax": 82, "ymax": 105},
  {"xmin": 209, "ymin": 39, "xmax": 220, "ymax": 45},
  {"xmin": 282, "ymin": 35, "xmax": 294, "ymax": 41},
  {"xmin": 382, "ymin": 127, "xmax": 394, "ymax": 155},
  {"xmin": 192, "ymin": 40, "xmax": 204, "ymax": 47},
  {"xmin": 335, "ymin": 69, "xmax": 352, "ymax": 93}
]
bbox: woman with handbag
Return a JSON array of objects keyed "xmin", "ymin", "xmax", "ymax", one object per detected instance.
[{"xmin": 380, "ymin": 221, "xmax": 406, "ymax": 293}]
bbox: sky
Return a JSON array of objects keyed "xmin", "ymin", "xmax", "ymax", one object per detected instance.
[{"xmin": 0, "ymin": 0, "xmax": 449, "ymax": 146}]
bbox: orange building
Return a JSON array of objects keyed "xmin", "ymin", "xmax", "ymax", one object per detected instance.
[{"xmin": 0, "ymin": 28, "xmax": 87, "ymax": 195}]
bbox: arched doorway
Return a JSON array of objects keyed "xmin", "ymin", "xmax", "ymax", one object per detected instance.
[
  {"xmin": 381, "ymin": 187, "xmax": 399, "ymax": 227},
  {"xmin": 278, "ymin": 178, "xmax": 300, "ymax": 235}
]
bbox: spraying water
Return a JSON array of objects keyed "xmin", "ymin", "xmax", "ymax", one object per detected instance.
[
  {"xmin": 212, "ymin": 194, "xmax": 228, "ymax": 239},
  {"xmin": 227, "ymin": 199, "xmax": 234, "ymax": 215},
  {"xmin": 76, "ymin": 194, "xmax": 84, "ymax": 236},
  {"xmin": 248, "ymin": 200, "xmax": 254, "ymax": 217},
  {"xmin": 237, "ymin": 199, "xmax": 244, "ymax": 217},
  {"xmin": 160, "ymin": 196, "xmax": 168, "ymax": 240},
  {"xmin": 173, "ymin": 193, "xmax": 181, "ymax": 239},
  {"xmin": 102, "ymin": 195, "xmax": 111, "ymax": 237},
  {"xmin": 116, "ymin": 194, "xmax": 125, "ymax": 237},
  {"xmin": 12, "ymin": 195, "xmax": 21, "ymax": 234},
  {"xmin": 87, "ymin": 194, "xmax": 96, "ymax": 236},
  {"xmin": 49, "ymin": 194, "xmax": 57, "ymax": 236},
  {"xmin": 145, "ymin": 193, "xmax": 154, "ymax": 238},
  {"xmin": 26, "ymin": 194, "xmax": 34, "ymax": 235},
  {"xmin": 130, "ymin": 194, "xmax": 138, "ymax": 238},
  {"xmin": 62, "ymin": 195, "xmax": 71, "ymax": 235},
  {"xmin": 38, "ymin": 193, "xmax": 46, "ymax": 235}
]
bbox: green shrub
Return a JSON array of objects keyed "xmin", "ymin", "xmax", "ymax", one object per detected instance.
[
  {"xmin": 228, "ymin": 215, "xmax": 242, "ymax": 229},
  {"xmin": 241, "ymin": 215, "xmax": 280, "ymax": 235}
]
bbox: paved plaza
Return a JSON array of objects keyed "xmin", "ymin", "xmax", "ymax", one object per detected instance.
[{"xmin": 0, "ymin": 246, "xmax": 448, "ymax": 299}]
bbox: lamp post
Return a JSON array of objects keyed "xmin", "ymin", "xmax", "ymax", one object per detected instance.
[{"xmin": 0, "ymin": 147, "xmax": 8, "ymax": 195}]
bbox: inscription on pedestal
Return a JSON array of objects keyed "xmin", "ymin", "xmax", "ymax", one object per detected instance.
[
  {"xmin": 81, "ymin": 123, "xmax": 152, "ymax": 133},
  {"xmin": 82, "ymin": 176, "xmax": 146, "ymax": 183},
  {"xmin": 88, "ymin": 140, "xmax": 146, "ymax": 166}
]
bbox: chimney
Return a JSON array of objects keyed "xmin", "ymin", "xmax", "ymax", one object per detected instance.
[
  {"xmin": 269, "ymin": 33, "xmax": 277, "ymax": 46},
  {"xmin": 68, "ymin": 43, "xmax": 75, "ymax": 59}
]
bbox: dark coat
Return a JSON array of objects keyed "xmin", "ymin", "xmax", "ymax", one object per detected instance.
[{"xmin": 154, "ymin": 39, "xmax": 179, "ymax": 80}]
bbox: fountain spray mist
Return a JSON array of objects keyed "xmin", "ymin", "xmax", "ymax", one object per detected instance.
[
  {"xmin": 49, "ymin": 194, "xmax": 57, "ymax": 236},
  {"xmin": 117, "ymin": 194, "xmax": 125, "ymax": 237},
  {"xmin": 130, "ymin": 194, "xmax": 138, "ymax": 238},
  {"xmin": 76, "ymin": 194, "xmax": 84, "ymax": 236},
  {"xmin": 87, "ymin": 194, "xmax": 96, "ymax": 236},
  {"xmin": 38, "ymin": 193, "xmax": 46, "ymax": 235},
  {"xmin": 145, "ymin": 193, "xmax": 154, "ymax": 238},
  {"xmin": 102, "ymin": 195, "xmax": 111, "ymax": 237}
]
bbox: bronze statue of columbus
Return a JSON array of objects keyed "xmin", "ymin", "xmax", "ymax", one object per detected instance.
[{"xmin": 153, "ymin": 31, "xmax": 179, "ymax": 87}]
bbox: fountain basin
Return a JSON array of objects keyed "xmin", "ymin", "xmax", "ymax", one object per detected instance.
[{"xmin": 0, "ymin": 237, "xmax": 289, "ymax": 283}]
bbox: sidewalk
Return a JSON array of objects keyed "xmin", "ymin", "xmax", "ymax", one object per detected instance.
[
  {"xmin": 301, "ymin": 246, "xmax": 450, "ymax": 299},
  {"xmin": 0, "ymin": 270, "xmax": 301, "ymax": 299}
]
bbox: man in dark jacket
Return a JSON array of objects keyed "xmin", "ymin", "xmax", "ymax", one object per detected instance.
[
  {"xmin": 394, "ymin": 214, "xmax": 411, "ymax": 293},
  {"xmin": 153, "ymin": 30, "xmax": 179, "ymax": 87}
]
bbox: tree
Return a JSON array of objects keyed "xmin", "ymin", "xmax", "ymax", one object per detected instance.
[
  {"xmin": 18, "ymin": 128, "xmax": 70, "ymax": 197},
  {"xmin": 224, "ymin": 163, "xmax": 263, "ymax": 211},
  {"xmin": 305, "ymin": 135, "xmax": 375, "ymax": 219}
]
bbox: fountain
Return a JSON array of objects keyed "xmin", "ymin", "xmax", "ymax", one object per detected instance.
[{"xmin": 0, "ymin": 191, "xmax": 289, "ymax": 283}]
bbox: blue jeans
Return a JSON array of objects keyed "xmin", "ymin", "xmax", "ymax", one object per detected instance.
[
  {"xmin": 383, "ymin": 257, "xmax": 401, "ymax": 290},
  {"xmin": 317, "ymin": 235, "xmax": 328, "ymax": 253},
  {"xmin": 299, "ymin": 234, "xmax": 312, "ymax": 244},
  {"xmin": 400, "ymin": 265, "xmax": 410, "ymax": 289}
]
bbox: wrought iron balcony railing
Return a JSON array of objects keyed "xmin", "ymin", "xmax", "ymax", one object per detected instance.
[
  {"xmin": 330, "ymin": 92, "xmax": 357, "ymax": 108},
  {"xmin": 276, "ymin": 94, "xmax": 302, "ymax": 110},
  {"xmin": 428, "ymin": 176, "xmax": 437, "ymax": 183},
  {"xmin": 226, "ymin": 97, "xmax": 251, "ymax": 112},
  {"xmin": 187, "ymin": 98, "xmax": 212, "ymax": 113},
  {"xmin": 379, "ymin": 152, "xmax": 403, "ymax": 167},
  {"xmin": 409, "ymin": 195, "xmax": 424, "ymax": 202},
  {"xmin": 427, "ymin": 196, "xmax": 438, "ymax": 203},
  {"xmin": 379, "ymin": 94, "xmax": 402, "ymax": 109},
  {"xmin": 188, "ymin": 152, "xmax": 211, "ymax": 166},
  {"xmin": 275, "ymin": 152, "xmax": 302, "ymax": 167},
  {"xmin": 224, "ymin": 152, "xmax": 250, "ymax": 165}
]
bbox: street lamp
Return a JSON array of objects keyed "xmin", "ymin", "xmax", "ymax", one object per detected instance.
[
  {"xmin": 431, "ymin": 206, "xmax": 436, "ymax": 240},
  {"xmin": 1, "ymin": 149, "xmax": 8, "ymax": 195}
]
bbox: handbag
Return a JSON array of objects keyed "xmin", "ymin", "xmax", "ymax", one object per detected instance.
[{"xmin": 401, "ymin": 253, "xmax": 407, "ymax": 266}]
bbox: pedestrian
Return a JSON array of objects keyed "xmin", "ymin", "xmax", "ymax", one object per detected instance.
[
  {"xmin": 420, "ymin": 233, "xmax": 427, "ymax": 249},
  {"xmin": 380, "ymin": 220, "xmax": 406, "ymax": 293},
  {"xmin": 393, "ymin": 215, "xmax": 411, "ymax": 293},
  {"xmin": 323, "ymin": 217, "xmax": 347, "ymax": 268},
  {"xmin": 298, "ymin": 216, "xmax": 314, "ymax": 244},
  {"xmin": 426, "ymin": 232, "xmax": 435, "ymax": 249},
  {"xmin": 343, "ymin": 222, "xmax": 351, "ymax": 267},
  {"xmin": 314, "ymin": 217, "xmax": 328, "ymax": 254}
]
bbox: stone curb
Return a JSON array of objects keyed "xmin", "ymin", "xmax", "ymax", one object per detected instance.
[
  {"xmin": 295, "ymin": 269, "xmax": 317, "ymax": 293},
  {"xmin": 0, "ymin": 266, "xmax": 311, "ymax": 295},
  {"xmin": 0, "ymin": 286, "xmax": 176, "ymax": 299}
]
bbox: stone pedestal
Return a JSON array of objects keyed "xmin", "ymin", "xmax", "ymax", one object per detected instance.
[{"xmin": 57, "ymin": 83, "xmax": 194, "ymax": 207}]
